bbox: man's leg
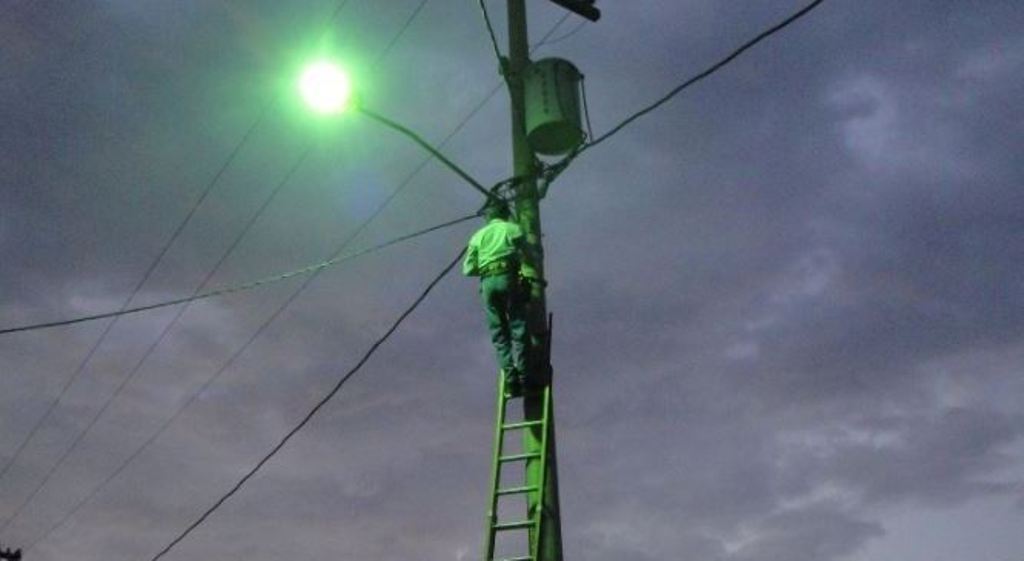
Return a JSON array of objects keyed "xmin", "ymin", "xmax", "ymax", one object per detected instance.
[
  {"xmin": 507, "ymin": 276, "xmax": 530, "ymax": 376},
  {"xmin": 481, "ymin": 276, "xmax": 515, "ymax": 374}
]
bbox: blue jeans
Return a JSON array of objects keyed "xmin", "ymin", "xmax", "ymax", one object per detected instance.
[{"xmin": 480, "ymin": 272, "xmax": 529, "ymax": 374}]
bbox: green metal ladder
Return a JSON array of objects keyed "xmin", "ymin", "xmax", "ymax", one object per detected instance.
[{"xmin": 481, "ymin": 369, "xmax": 554, "ymax": 561}]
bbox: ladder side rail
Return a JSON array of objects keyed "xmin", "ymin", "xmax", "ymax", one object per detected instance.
[
  {"xmin": 530, "ymin": 386, "xmax": 553, "ymax": 561},
  {"xmin": 483, "ymin": 371, "xmax": 511, "ymax": 561}
]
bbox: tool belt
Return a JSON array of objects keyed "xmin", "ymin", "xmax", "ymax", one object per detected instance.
[{"xmin": 479, "ymin": 258, "xmax": 518, "ymax": 278}]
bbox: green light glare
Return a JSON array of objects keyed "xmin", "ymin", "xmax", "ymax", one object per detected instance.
[{"xmin": 299, "ymin": 60, "xmax": 353, "ymax": 114}]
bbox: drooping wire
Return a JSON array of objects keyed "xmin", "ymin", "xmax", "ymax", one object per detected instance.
[
  {"xmin": 588, "ymin": 0, "xmax": 826, "ymax": 154},
  {"xmin": 0, "ymin": 211, "xmax": 478, "ymax": 338},
  {"xmin": 20, "ymin": 212, "xmax": 478, "ymax": 554},
  {"xmin": 21, "ymin": 12, "xmax": 574, "ymax": 554},
  {"xmin": 531, "ymin": 16, "xmax": 583, "ymax": 50},
  {"xmin": 0, "ymin": 148, "xmax": 313, "ymax": 537},
  {"xmin": 0, "ymin": 68, "xmax": 272, "ymax": 489},
  {"xmin": 0, "ymin": 0, "xmax": 360, "ymax": 494},
  {"xmin": 0, "ymin": 10, "xmax": 569, "ymax": 339},
  {"xmin": 477, "ymin": 0, "xmax": 504, "ymax": 70},
  {"xmin": 146, "ymin": 247, "xmax": 466, "ymax": 561},
  {"xmin": 581, "ymin": 74, "xmax": 594, "ymax": 141},
  {"xmin": 540, "ymin": 0, "xmax": 829, "ymax": 190},
  {"xmin": 375, "ymin": 0, "xmax": 429, "ymax": 66}
]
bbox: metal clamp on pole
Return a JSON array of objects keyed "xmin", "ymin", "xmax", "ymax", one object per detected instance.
[{"xmin": 547, "ymin": 0, "xmax": 600, "ymax": 22}]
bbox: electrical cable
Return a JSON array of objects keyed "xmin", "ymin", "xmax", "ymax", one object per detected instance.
[
  {"xmin": 20, "ymin": 212, "xmax": 478, "ymax": 554},
  {"xmin": 20, "ymin": 11, "xmax": 573, "ymax": 554},
  {"xmin": 375, "ymin": 0, "xmax": 429, "ymax": 66},
  {"xmin": 0, "ymin": 75, "xmax": 271, "ymax": 488},
  {"xmin": 587, "ymin": 0, "xmax": 826, "ymax": 155},
  {"xmin": 146, "ymin": 247, "xmax": 466, "ymax": 561},
  {"xmin": 0, "ymin": 212, "xmax": 477, "ymax": 338},
  {"xmin": 477, "ymin": 0, "xmax": 504, "ymax": 69},
  {"xmin": 0, "ymin": 148, "xmax": 312, "ymax": 537},
  {"xmin": 532, "ymin": 16, "xmax": 584, "ymax": 49},
  {"xmin": 539, "ymin": 0, "xmax": 828, "ymax": 191},
  {"xmin": 0, "ymin": 0, "xmax": 360, "ymax": 494},
  {"xmin": 0, "ymin": 0, "xmax": 364, "ymax": 532},
  {"xmin": 0, "ymin": 9, "xmax": 569, "ymax": 339},
  {"xmin": 581, "ymin": 74, "xmax": 594, "ymax": 141}
]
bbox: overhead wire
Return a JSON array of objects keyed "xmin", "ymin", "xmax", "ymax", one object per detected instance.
[
  {"xmin": 0, "ymin": 212, "xmax": 479, "ymax": 337},
  {"xmin": 477, "ymin": 0, "xmax": 504, "ymax": 69},
  {"xmin": 21, "ymin": 11, "xmax": 575, "ymax": 553},
  {"xmin": 0, "ymin": 0, "xmax": 362, "ymax": 541},
  {"xmin": 0, "ymin": 0, "xmax": 361, "ymax": 494},
  {"xmin": 0, "ymin": 62, "xmax": 271, "ymax": 487},
  {"xmin": 0, "ymin": 148, "xmax": 313, "ymax": 537},
  {"xmin": 21, "ymin": 212, "xmax": 478, "ymax": 554},
  {"xmin": 147, "ymin": 247, "xmax": 466, "ymax": 561},
  {"xmin": 0, "ymin": 10, "xmax": 573, "ymax": 339},
  {"xmin": 133, "ymin": 2, "xmax": 832, "ymax": 557},
  {"xmin": 588, "ymin": 0, "xmax": 824, "ymax": 156}
]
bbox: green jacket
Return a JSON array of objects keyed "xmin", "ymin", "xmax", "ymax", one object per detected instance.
[{"xmin": 462, "ymin": 218, "xmax": 525, "ymax": 277}]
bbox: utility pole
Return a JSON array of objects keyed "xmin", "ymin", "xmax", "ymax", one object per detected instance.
[{"xmin": 506, "ymin": 1, "xmax": 583, "ymax": 559}]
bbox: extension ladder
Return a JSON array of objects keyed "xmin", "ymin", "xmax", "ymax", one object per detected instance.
[{"xmin": 481, "ymin": 369, "xmax": 554, "ymax": 561}]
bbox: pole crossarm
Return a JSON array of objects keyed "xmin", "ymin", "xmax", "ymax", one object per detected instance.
[{"xmin": 356, "ymin": 106, "xmax": 501, "ymax": 203}]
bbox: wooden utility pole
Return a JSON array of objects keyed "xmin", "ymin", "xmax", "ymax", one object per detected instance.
[{"xmin": 507, "ymin": 1, "xmax": 560, "ymax": 559}]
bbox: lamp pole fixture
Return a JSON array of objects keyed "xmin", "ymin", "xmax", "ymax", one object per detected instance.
[{"xmin": 297, "ymin": 59, "xmax": 500, "ymax": 203}]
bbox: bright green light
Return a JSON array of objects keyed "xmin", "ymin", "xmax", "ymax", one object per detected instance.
[{"xmin": 299, "ymin": 60, "xmax": 353, "ymax": 114}]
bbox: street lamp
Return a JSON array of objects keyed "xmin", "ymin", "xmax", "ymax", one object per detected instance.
[
  {"xmin": 298, "ymin": 60, "xmax": 354, "ymax": 115},
  {"xmin": 296, "ymin": 59, "xmax": 500, "ymax": 203}
]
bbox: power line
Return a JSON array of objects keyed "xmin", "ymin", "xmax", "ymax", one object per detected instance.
[
  {"xmin": 147, "ymin": 247, "xmax": 466, "ymax": 561},
  {"xmin": 532, "ymin": 17, "xmax": 585, "ymax": 49},
  {"xmin": 0, "ymin": 147, "xmax": 313, "ymax": 537},
  {"xmin": 0, "ymin": 212, "xmax": 478, "ymax": 337},
  {"xmin": 540, "ymin": 0, "xmax": 828, "ymax": 190},
  {"xmin": 0, "ymin": 0, "xmax": 361, "ymax": 529},
  {"xmin": 477, "ymin": 0, "xmax": 505, "ymax": 68},
  {"xmin": 20, "ymin": 212, "xmax": 478, "ymax": 554},
  {"xmin": 0, "ymin": 70, "xmax": 272, "ymax": 489},
  {"xmin": 0, "ymin": 7, "xmax": 570, "ymax": 339},
  {"xmin": 585, "ymin": 0, "xmax": 827, "ymax": 154},
  {"xmin": 19, "ymin": 11, "xmax": 573, "ymax": 554},
  {"xmin": 9, "ymin": 0, "xmax": 452, "ymax": 549},
  {"xmin": 0, "ymin": 0, "xmax": 361, "ymax": 494}
]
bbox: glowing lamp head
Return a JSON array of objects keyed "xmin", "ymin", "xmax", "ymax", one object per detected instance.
[{"xmin": 299, "ymin": 61, "xmax": 353, "ymax": 114}]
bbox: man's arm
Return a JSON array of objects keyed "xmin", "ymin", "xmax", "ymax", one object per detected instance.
[{"xmin": 462, "ymin": 240, "xmax": 479, "ymax": 276}]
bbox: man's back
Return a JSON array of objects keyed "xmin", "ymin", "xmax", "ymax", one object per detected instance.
[{"xmin": 464, "ymin": 219, "xmax": 524, "ymax": 275}]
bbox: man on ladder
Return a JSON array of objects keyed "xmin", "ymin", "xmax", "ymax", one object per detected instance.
[{"xmin": 463, "ymin": 199, "xmax": 533, "ymax": 397}]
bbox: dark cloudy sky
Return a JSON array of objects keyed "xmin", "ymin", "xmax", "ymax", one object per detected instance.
[{"xmin": 2, "ymin": 1, "xmax": 1023, "ymax": 560}]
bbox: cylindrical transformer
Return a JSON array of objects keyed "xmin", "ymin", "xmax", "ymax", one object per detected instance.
[{"xmin": 524, "ymin": 58, "xmax": 585, "ymax": 156}]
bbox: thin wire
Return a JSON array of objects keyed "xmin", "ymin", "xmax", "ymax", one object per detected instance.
[
  {"xmin": 22, "ymin": 12, "xmax": 573, "ymax": 553},
  {"xmin": 21, "ymin": 212, "xmax": 477, "ymax": 554},
  {"xmin": 0, "ymin": 0, "xmax": 361, "ymax": 496},
  {"xmin": 532, "ymin": 16, "xmax": 583, "ymax": 49},
  {"xmin": 581, "ymin": 74, "xmax": 594, "ymax": 141},
  {"xmin": 0, "ymin": 6, "xmax": 567, "ymax": 340},
  {"xmin": 0, "ymin": 212, "xmax": 477, "ymax": 337},
  {"xmin": 147, "ymin": 247, "xmax": 466, "ymax": 561},
  {"xmin": 584, "ymin": 0, "xmax": 827, "ymax": 154},
  {"xmin": 375, "ymin": 0, "xmax": 429, "ymax": 66},
  {"xmin": 477, "ymin": 0, "xmax": 504, "ymax": 68},
  {"xmin": 0, "ymin": 148, "xmax": 312, "ymax": 537},
  {"xmin": 0, "ymin": 76, "xmax": 271, "ymax": 488}
]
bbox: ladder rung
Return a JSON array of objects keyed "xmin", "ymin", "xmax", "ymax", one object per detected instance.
[
  {"xmin": 494, "ymin": 519, "xmax": 534, "ymax": 531},
  {"xmin": 499, "ymin": 452, "xmax": 541, "ymax": 463},
  {"xmin": 496, "ymin": 485, "xmax": 538, "ymax": 496},
  {"xmin": 502, "ymin": 420, "xmax": 543, "ymax": 430}
]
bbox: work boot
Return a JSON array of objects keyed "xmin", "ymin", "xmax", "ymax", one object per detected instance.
[{"xmin": 504, "ymin": 368, "xmax": 523, "ymax": 398}]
